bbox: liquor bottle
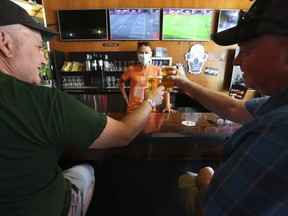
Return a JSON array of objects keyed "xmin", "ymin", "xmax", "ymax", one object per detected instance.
[
  {"xmin": 104, "ymin": 54, "xmax": 109, "ymax": 71},
  {"xmin": 97, "ymin": 54, "xmax": 103, "ymax": 71},
  {"xmin": 85, "ymin": 54, "xmax": 91, "ymax": 71},
  {"xmin": 91, "ymin": 53, "xmax": 98, "ymax": 71}
]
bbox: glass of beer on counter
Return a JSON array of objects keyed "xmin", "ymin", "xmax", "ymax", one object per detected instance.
[
  {"xmin": 161, "ymin": 65, "xmax": 177, "ymax": 92},
  {"xmin": 147, "ymin": 75, "xmax": 163, "ymax": 90}
]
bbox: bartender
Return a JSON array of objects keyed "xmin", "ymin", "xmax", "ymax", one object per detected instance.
[{"xmin": 118, "ymin": 41, "xmax": 177, "ymax": 113}]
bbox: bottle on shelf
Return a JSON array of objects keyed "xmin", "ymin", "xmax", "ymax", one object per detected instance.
[
  {"xmin": 104, "ymin": 54, "xmax": 109, "ymax": 71},
  {"xmin": 97, "ymin": 54, "xmax": 103, "ymax": 71},
  {"xmin": 85, "ymin": 54, "xmax": 91, "ymax": 71},
  {"xmin": 91, "ymin": 53, "xmax": 98, "ymax": 71}
]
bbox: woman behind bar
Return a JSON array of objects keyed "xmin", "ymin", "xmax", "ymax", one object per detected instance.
[{"xmin": 118, "ymin": 41, "xmax": 177, "ymax": 113}]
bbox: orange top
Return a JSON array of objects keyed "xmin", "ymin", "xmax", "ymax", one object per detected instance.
[{"xmin": 121, "ymin": 64, "xmax": 161, "ymax": 112}]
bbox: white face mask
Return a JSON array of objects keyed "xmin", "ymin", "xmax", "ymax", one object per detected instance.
[{"xmin": 138, "ymin": 54, "xmax": 151, "ymax": 66}]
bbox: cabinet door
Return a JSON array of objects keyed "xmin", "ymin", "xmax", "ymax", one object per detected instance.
[{"xmin": 73, "ymin": 93, "xmax": 127, "ymax": 113}]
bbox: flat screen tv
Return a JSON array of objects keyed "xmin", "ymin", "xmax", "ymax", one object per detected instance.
[
  {"xmin": 109, "ymin": 8, "xmax": 160, "ymax": 40},
  {"xmin": 217, "ymin": 9, "xmax": 240, "ymax": 33},
  {"xmin": 57, "ymin": 9, "xmax": 108, "ymax": 41},
  {"xmin": 162, "ymin": 8, "xmax": 214, "ymax": 41}
]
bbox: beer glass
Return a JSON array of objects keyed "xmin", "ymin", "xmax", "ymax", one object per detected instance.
[
  {"xmin": 147, "ymin": 75, "xmax": 163, "ymax": 90},
  {"xmin": 161, "ymin": 65, "xmax": 177, "ymax": 92},
  {"xmin": 106, "ymin": 76, "xmax": 111, "ymax": 88}
]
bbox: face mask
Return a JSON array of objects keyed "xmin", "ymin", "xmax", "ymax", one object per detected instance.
[{"xmin": 138, "ymin": 54, "xmax": 151, "ymax": 66}]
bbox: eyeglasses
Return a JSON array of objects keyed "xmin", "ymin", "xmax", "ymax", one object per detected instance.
[{"xmin": 237, "ymin": 9, "xmax": 288, "ymax": 29}]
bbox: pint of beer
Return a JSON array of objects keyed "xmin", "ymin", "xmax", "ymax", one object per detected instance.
[
  {"xmin": 147, "ymin": 75, "xmax": 163, "ymax": 90},
  {"xmin": 161, "ymin": 66, "xmax": 177, "ymax": 92}
]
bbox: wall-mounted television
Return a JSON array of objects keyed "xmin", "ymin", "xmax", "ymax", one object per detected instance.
[
  {"xmin": 162, "ymin": 8, "xmax": 214, "ymax": 41},
  {"xmin": 217, "ymin": 9, "xmax": 240, "ymax": 33},
  {"xmin": 109, "ymin": 8, "xmax": 160, "ymax": 40},
  {"xmin": 57, "ymin": 9, "xmax": 108, "ymax": 41}
]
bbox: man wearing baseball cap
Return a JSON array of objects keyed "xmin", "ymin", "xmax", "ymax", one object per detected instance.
[
  {"xmin": 175, "ymin": 0, "xmax": 288, "ymax": 215},
  {"xmin": 0, "ymin": 0, "xmax": 164, "ymax": 216}
]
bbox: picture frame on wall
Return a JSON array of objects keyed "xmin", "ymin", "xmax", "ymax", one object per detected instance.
[
  {"xmin": 231, "ymin": 47, "xmax": 253, "ymax": 90},
  {"xmin": 217, "ymin": 9, "xmax": 240, "ymax": 33},
  {"xmin": 231, "ymin": 47, "xmax": 244, "ymax": 86},
  {"xmin": 151, "ymin": 57, "xmax": 172, "ymax": 67}
]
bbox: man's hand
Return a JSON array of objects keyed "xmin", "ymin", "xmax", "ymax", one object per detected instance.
[
  {"xmin": 197, "ymin": 166, "xmax": 214, "ymax": 189},
  {"xmin": 168, "ymin": 69, "xmax": 190, "ymax": 91},
  {"xmin": 144, "ymin": 86, "xmax": 165, "ymax": 107}
]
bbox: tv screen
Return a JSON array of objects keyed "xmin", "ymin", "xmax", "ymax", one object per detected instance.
[
  {"xmin": 217, "ymin": 9, "xmax": 240, "ymax": 33},
  {"xmin": 162, "ymin": 8, "xmax": 214, "ymax": 41},
  {"xmin": 109, "ymin": 8, "xmax": 160, "ymax": 40},
  {"xmin": 57, "ymin": 9, "xmax": 108, "ymax": 41}
]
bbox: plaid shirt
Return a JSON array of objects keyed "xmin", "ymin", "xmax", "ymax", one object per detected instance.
[{"xmin": 204, "ymin": 88, "xmax": 288, "ymax": 215}]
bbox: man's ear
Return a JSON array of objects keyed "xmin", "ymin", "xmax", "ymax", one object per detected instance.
[{"xmin": 0, "ymin": 30, "xmax": 13, "ymax": 58}]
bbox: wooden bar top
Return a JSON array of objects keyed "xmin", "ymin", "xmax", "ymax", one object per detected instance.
[
  {"xmin": 62, "ymin": 112, "xmax": 241, "ymax": 161},
  {"xmin": 108, "ymin": 112, "xmax": 240, "ymax": 136}
]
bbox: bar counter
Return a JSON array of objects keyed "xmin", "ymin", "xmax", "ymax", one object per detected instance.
[{"xmin": 62, "ymin": 112, "xmax": 241, "ymax": 161}]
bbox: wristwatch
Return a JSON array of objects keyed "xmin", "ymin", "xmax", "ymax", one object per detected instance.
[{"xmin": 145, "ymin": 99, "xmax": 156, "ymax": 109}]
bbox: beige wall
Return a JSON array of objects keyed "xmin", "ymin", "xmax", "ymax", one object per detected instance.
[{"xmin": 43, "ymin": 0, "xmax": 254, "ymax": 94}]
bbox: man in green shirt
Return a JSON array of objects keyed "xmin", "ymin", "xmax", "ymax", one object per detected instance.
[{"xmin": 0, "ymin": 1, "xmax": 164, "ymax": 215}]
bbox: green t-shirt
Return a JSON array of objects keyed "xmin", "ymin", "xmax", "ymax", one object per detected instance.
[{"xmin": 0, "ymin": 73, "xmax": 107, "ymax": 216}]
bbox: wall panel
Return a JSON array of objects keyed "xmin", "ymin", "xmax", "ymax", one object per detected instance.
[{"xmin": 43, "ymin": 0, "xmax": 253, "ymax": 92}]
